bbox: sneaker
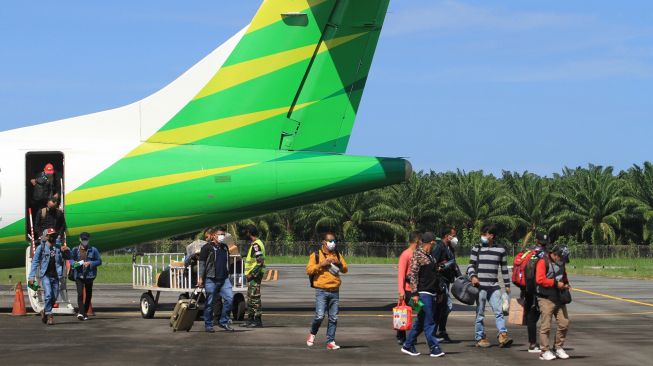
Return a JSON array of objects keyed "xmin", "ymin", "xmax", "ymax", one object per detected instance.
[
  {"xmin": 218, "ymin": 323, "xmax": 235, "ymax": 332},
  {"xmin": 476, "ymin": 338, "xmax": 491, "ymax": 348},
  {"xmin": 555, "ymin": 348, "xmax": 570, "ymax": 359},
  {"xmin": 47, "ymin": 314, "xmax": 55, "ymax": 326},
  {"xmin": 396, "ymin": 338, "xmax": 405, "ymax": 345},
  {"xmin": 539, "ymin": 350, "xmax": 557, "ymax": 361},
  {"xmin": 205, "ymin": 327, "xmax": 215, "ymax": 333},
  {"xmin": 83, "ymin": 315, "xmax": 89, "ymax": 321},
  {"xmin": 240, "ymin": 319, "xmax": 254, "ymax": 327},
  {"xmin": 430, "ymin": 347, "xmax": 445, "ymax": 357},
  {"xmin": 326, "ymin": 341, "xmax": 341, "ymax": 350},
  {"xmin": 40, "ymin": 311, "xmax": 47, "ymax": 324},
  {"xmin": 401, "ymin": 346, "xmax": 420, "ymax": 356},
  {"xmin": 437, "ymin": 332, "xmax": 453, "ymax": 343},
  {"xmin": 498, "ymin": 332, "xmax": 513, "ymax": 348},
  {"xmin": 77, "ymin": 314, "xmax": 85, "ymax": 321},
  {"xmin": 528, "ymin": 344, "xmax": 542, "ymax": 353},
  {"xmin": 306, "ymin": 334, "xmax": 316, "ymax": 347}
]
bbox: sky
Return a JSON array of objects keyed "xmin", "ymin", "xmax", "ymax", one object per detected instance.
[{"xmin": 1, "ymin": 1, "xmax": 651, "ymax": 176}]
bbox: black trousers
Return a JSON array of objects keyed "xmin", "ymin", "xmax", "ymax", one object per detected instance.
[
  {"xmin": 76, "ymin": 278, "xmax": 94, "ymax": 316},
  {"xmin": 522, "ymin": 290, "xmax": 540, "ymax": 344}
]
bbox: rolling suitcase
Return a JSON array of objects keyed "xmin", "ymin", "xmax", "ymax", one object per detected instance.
[{"xmin": 170, "ymin": 290, "xmax": 200, "ymax": 332}]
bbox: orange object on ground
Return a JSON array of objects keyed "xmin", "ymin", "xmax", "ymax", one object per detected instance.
[{"xmin": 12, "ymin": 282, "xmax": 27, "ymax": 316}]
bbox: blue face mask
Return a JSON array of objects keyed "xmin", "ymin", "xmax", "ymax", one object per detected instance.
[{"xmin": 480, "ymin": 236, "xmax": 489, "ymax": 246}]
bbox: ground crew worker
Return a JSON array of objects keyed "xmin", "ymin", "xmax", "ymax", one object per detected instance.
[
  {"xmin": 306, "ymin": 232, "xmax": 348, "ymax": 350},
  {"xmin": 242, "ymin": 224, "xmax": 265, "ymax": 328},
  {"xmin": 35, "ymin": 198, "xmax": 66, "ymax": 242},
  {"xmin": 536, "ymin": 245, "xmax": 571, "ymax": 361},
  {"xmin": 396, "ymin": 231, "xmax": 421, "ymax": 345},
  {"xmin": 70, "ymin": 232, "xmax": 102, "ymax": 321},
  {"xmin": 28, "ymin": 228, "xmax": 71, "ymax": 325}
]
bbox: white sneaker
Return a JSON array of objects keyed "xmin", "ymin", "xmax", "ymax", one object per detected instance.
[
  {"xmin": 539, "ymin": 351, "xmax": 557, "ymax": 361},
  {"xmin": 306, "ymin": 334, "xmax": 315, "ymax": 347},
  {"xmin": 555, "ymin": 348, "xmax": 570, "ymax": 359},
  {"xmin": 77, "ymin": 314, "xmax": 84, "ymax": 321},
  {"xmin": 528, "ymin": 345, "xmax": 542, "ymax": 353},
  {"xmin": 326, "ymin": 341, "xmax": 341, "ymax": 350}
]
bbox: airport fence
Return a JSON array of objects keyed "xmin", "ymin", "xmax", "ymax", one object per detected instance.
[{"xmin": 106, "ymin": 241, "xmax": 653, "ymax": 259}]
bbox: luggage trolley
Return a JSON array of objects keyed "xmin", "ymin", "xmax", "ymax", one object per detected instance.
[{"xmin": 132, "ymin": 253, "xmax": 247, "ymax": 319}]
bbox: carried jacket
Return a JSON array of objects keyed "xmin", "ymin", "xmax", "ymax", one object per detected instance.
[
  {"xmin": 199, "ymin": 242, "xmax": 230, "ymax": 281},
  {"xmin": 306, "ymin": 249, "xmax": 348, "ymax": 291},
  {"xmin": 28, "ymin": 242, "xmax": 71, "ymax": 280},
  {"xmin": 69, "ymin": 245, "xmax": 102, "ymax": 280},
  {"xmin": 536, "ymin": 256, "xmax": 569, "ymax": 300}
]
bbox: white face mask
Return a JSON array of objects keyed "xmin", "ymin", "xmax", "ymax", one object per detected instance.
[
  {"xmin": 217, "ymin": 234, "xmax": 225, "ymax": 243},
  {"xmin": 480, "ymin": 236, "xmax": 489, "ymax": 245},
  {"xmin": 326, "ymin": 241, "xmax": 336, "ymax": 251},
  {"xmin": 450, "ymin": 237, "xmax": 459, "ymax": 247},
  {"xmin": 81, "ymin": 240, "xmax": 89, "ymax": 247}
]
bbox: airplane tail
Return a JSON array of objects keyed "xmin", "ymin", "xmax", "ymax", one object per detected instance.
[{"xmin": 132, "ymin": 0, "xmax": 391, "ymax": 158}]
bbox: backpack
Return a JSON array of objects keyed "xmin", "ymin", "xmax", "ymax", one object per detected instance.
[
  {"xmin": 511, "ymin": 249, "xmax": 534, "ymax": 288},
  {"xmin": 523, "ymin": 255, "xmax": 540, "ymax": 293},
  {"xmin": 308, "ymin": 250, "xmax": 341, "ymax": 288}
]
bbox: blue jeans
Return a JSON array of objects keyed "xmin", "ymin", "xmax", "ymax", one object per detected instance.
[
  {"xmin": 310, "ymin": 289, "xmax": 339, "ymax": 343},
  {"xmin": 204, "ymin": 277, "xmax": 233, "ymax": 328},
  {"xmin": 41, "ymin": 275, "xmax": 59, "ymax": 315},
  {"xmin": 475, "ymin": 289, "xmax": 507, "ymax": 341},
  {"xmin": 404, "ymin": 294, "xmax": 441, "ymax": 353}
]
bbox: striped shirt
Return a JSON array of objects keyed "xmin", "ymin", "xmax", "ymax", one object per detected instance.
[{"xmin": 467, "ymin": 245, "xmax": 511, "ymax": 291}]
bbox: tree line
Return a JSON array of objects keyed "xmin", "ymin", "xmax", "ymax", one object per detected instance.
[{"xmin": 222, "ymin": 162, "xmax": 653, "ymax": 247}]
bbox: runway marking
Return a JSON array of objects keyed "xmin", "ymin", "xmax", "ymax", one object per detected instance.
[{"xmin": 573, "ymin": 287, "xmax": 653, "ymax": 308}]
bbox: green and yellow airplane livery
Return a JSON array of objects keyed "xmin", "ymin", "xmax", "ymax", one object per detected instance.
[{"xmin": 0, "ymin": 0, "xmax": 410, "ymax": 269}]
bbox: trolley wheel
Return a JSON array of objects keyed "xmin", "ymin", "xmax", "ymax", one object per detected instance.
[
  {"xmin": 233, "ymin": 295, "xmax": 246, "ymax": 321},
  {"xmin": 140, "ymin": 292, "xmax": 156, "ymax": 319}
]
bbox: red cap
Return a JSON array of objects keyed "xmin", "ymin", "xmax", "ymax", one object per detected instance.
[{"xmin": 44, "ymin": 163, "xmax": 55, "ymax": 174}]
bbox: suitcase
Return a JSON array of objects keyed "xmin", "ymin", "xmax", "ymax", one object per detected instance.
[{"xmin": 170, "ymin": 293, "xmax": 200, "ymax": 332}]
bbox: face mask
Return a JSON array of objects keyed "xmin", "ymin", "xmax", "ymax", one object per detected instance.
[
  {"xmin": 81, "ymin": 240, "xmax": 89, "ymax": 247},
  {"xmin": 48, "ymin": 235, "xmax": 57, "ymax": 243},
  {"xmin": 217, "ymin": 234, "xmax": 225, "ymax": 243},
  {"xmin": 480, "ymin": 236, "xmax": 489, "ymax": 245},
  {"xmin": 326, "ymin": 241, "xmax": 336, "ymax": 251},
  {"xmin": 450, "ymin": 237, "xmax": 459, "ymax": 247}
]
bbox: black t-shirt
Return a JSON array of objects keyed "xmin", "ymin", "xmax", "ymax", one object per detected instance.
[{"xmin": 45, "ymin": 249, "xmax": 57, "ymax": 277}]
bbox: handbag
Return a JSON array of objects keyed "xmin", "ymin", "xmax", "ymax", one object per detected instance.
[
  {"xmin": 451, "ymin": 276, "xmax": 479, "ymax": 305},
  {"xmin": 558, "ymin": 288, "xmax": 572, "ymax": 305},
  {"xmin": 392, "ymin": 299, "xmax": 413, "ymax": 331}
]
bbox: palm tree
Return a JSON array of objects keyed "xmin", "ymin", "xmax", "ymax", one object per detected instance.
[
  {"xmin": 304, "ymin": 191, "xmax": 406, "ymax": 242},
  {"xmin": 373, "ymin": 171, "xmax": 440, "ymax": 234},
  {"xmin": 440, "ymin": 170, "xmax": 515, "ymax": 241},
  {"xmin": 626, "ymin": 162, "xmax": 653, "ymax": 243},
  {"xmin": 550, "ymin": 165, "xmax": 636, "ymax": 244},
  {"xmin": 502, "ymin": 171, "xmax": 559, "ymax": 246}
]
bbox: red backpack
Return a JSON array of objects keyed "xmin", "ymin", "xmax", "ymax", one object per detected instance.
[{"xmin": 512, "ymin": 249, "xmax": 534, "ymax": 288}]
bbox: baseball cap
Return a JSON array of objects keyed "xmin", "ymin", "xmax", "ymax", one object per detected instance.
[
  {"xmin": 421, "ymin": 232, "xmax": 436, "ymax": 243},
  {"xmin": 80, "ymin": 232, "xmax": 91, "ymax": 240},
  {"xmin": 535, "ymin": 233, "xmax": 550, "ymax": 246},
  {"xmin": 44, "ymin": 163, "xmax": 55, "ymax": 174}
]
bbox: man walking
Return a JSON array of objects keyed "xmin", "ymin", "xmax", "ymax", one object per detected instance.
[
  {"xmin": 28, "ymin": 228, "xmax": 71, "ymax": 325},
  {"xmin": 432, "ymin": 227, "xmax": 461, "ymax": 343},
  {"xmin": 242, "ymin": 224, "xmax": 266, "ymax": 328},
  {"xmin": 198, "ymin": 228, "xmax": 234, "ymax": 332},
  {"xmin": 70, "ymin": 232, "xmax": 102, "ymax": 321},
  {"xmin": 400, "ymin": 232, "xmax": 445, "ymax": 358},
  {"xmin": 306, "ymin": 232, "xmax": 348, "ymax": 350},
  {"xmin": 396, "ymin": 231, "xmax": 421, "ymax": 344},
  {"xmin": 536, "ymin": 245, "xmax": 571, "ymax": 361},
  {"xmin": 35, "ymin": 197, "xmax": 66, "ymax": 239},
  {"xmin": 468, "ymin": 224, "xmax": 513, "ymax": 348},
  {"xmin": 521, "ymin": 233, "xmax": 549, "ymax": 353}
]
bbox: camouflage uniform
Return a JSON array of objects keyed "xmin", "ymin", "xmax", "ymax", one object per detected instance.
[{"xmin": 246, "ymin": 264, "xmax": 264, "ymax": 319}]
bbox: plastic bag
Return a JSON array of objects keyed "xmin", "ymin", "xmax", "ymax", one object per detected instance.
[{"xmin": 502, "ymin": 292, "xmax": 510, "ymax": 315}]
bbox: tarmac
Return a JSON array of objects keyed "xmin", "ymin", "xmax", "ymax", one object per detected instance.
[{"xmin": 1, "ymin": 265, "xmax": 652, "ymax": 365}]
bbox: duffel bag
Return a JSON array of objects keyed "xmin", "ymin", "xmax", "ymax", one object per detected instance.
[{"xmin": 451, "ymin": 276, "xmax": 479, "ymax": 305}]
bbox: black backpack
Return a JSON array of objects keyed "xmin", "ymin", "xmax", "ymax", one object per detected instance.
[{"xmin": 308, "ymin": 250, "xmax": 341, "ymax": 288}]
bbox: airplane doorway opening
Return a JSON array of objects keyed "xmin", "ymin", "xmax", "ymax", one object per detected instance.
[{"xmin": 25, "ymin": 152, "xmax": 65, "ymax": 245}]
